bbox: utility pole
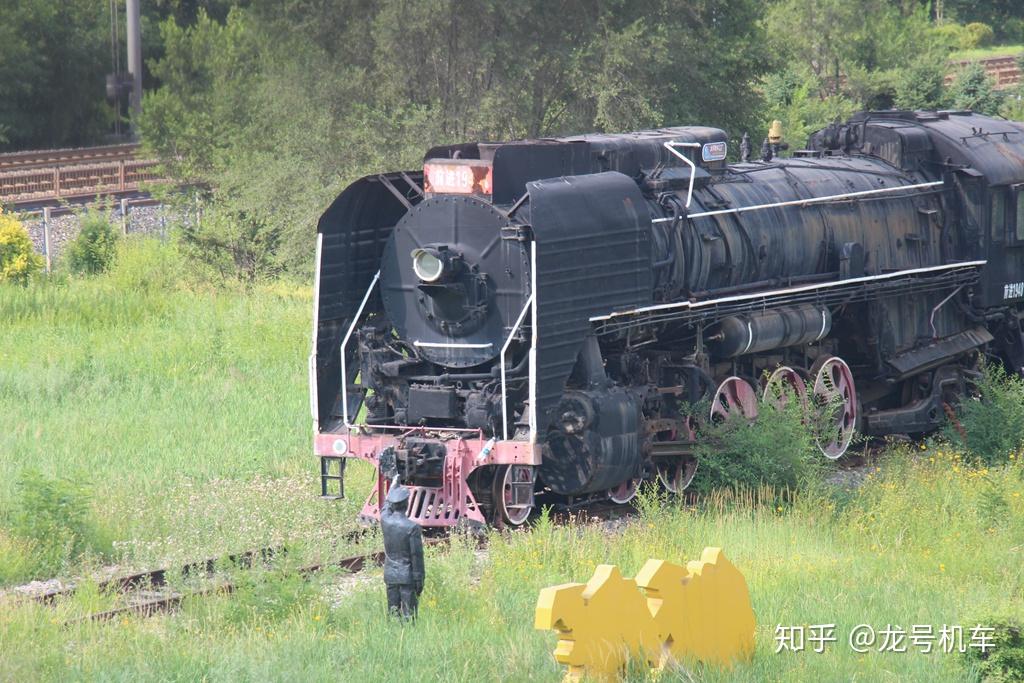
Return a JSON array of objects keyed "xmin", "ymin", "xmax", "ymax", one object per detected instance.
[{"xmin": 126, "ymin": 0, "xmax": 143, "ymax": 122}]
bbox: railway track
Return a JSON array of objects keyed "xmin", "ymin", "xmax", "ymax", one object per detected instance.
[
  {"xmin": 12, "ymin": 502, "xmax": 637, "ymax": 624},
  {"xmin": 0, "ymin": 143, "xmax": 140, "ymax": 172},
  {"xmin": 72, "ymin": 546, "xmax": 391, "ymax": 624},
  {"xmin": 4, "ymin": 448, "xmax": 883, "ymax": 625}
]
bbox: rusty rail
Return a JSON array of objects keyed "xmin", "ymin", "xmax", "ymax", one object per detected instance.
[{"xmin": 0, "ymin": 143, "xmax": 141, "ymax": 172}]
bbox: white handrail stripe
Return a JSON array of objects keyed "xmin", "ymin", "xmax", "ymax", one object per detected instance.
[
  {"xmin": 590, "ymin": 260, "xmax": 988, "ymax": 322},
  {"xmin": 650, "ymin": 180, "xmax": 944, "ymax": 223},
  {"xmin": 501, "ymin": 294, "xmax": 534, "ymax": 441},
  {"xmin": 340, "ymin": 271, "xmax": 381, "ymax": 428}
]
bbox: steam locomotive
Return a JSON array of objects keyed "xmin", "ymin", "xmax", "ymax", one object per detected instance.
[{"xmin": 311, "ymin": 110, "xmax": 1024, "ymax": 528}]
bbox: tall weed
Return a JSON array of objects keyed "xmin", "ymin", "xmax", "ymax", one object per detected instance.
[
  {"xmin": 945, "ymin": 361, "xmax": 1024, "ymax": 465},
  {"xmin": 692, "ymin": 396, "xmax": 823, "ymax": 495},
  {"xmin": 105, "ymin": 236, "xmax": 184, "ymax": 294},
  {"xmin": 963, "ymin": 614, "xmax": 1024, "ymax": 682},
  {"xmin": 6, "ymin": 470, "xmax": 110, "ymax": 578}
]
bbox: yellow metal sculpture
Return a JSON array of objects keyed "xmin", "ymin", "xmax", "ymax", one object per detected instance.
[
  {"xmin": 635, "ymin": 548, "xmax": 756, "ymax": 668},
  {"xmin": 534, "ymin": 548, "xmax": 755, "ymax": 681},
  {"xmin": 534, "ymin": 565, "xmax": 662, "ymax": 681}
]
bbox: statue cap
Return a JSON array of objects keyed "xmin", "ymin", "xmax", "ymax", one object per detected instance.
[{"xmin": 386, "ymin": 485, "xmax": 411, "ymax": 504}]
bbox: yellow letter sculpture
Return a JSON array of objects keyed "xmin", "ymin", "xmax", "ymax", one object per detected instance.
[{"xmin": 535, "ymin": 548, "xmax": 755, "ymax": 681}]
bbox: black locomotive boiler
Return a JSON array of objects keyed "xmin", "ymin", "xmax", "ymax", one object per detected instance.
[{"xmin": 311, "ymin": 110, "xmax": 1024, "ymax": 528}]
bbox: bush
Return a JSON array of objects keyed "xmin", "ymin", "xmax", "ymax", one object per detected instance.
[
  {"xmin": 7, "ymin": 469, "xmax": 108, "ymax": 577},
  {"xmin": 691, "ymin": 392, "xmax": 823, "ymax": 495},
  {"xmin": 949, "ymin": 63, "xmax": 1005, "ymax": 115},
  {"xmin": 894, "ymin": 59, "xmax": 948, "ymax": 110},
  {"xmin": 962, "ymin": 22, "xmax": 995, "ymax": 50},
  {"xmin": 0, "ymin": 210, "xmax": 43, "ymax": 285},
  {"xmin": 66, "ymin": 207, "xmax": 119, "ymax": 275},
  {"xmin": 963, "ymin": 616, "xmax": 1024, "ymax": 682},
  {"xmin": 945, "ymin": 361, "xmax": 1024, "ymax": 466},
  {"xmin": 176, "ymin": 201, "xmax": 282, "ymax": 283},
  {"xmin": 932, "ymin": 23, "xmax": 968, "ymax": 51}
]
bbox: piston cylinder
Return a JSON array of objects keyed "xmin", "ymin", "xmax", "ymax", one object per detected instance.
[
  {"xmin": 540, "ymin": 387, "xmax": 642, "ymax": 495},
  {"xmin": 706, "ymin": 305, "xmax": 831, "ymax": 358}
]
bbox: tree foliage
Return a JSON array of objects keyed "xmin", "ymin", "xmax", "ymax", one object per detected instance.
[
  {"xmin": 3, "ymin": 0, "xmax": 1015, "ymax": 278},
  {"xmin": 0, "ymin": 0, "xmax": 113, "ymax": 150},
  {"xmin": 948, "ymin": 62, "xmax": 1005, "ymax": 114},
  {"xmin": 140, "ymin": 0, "xmax": 772, "ymax": 277},
  {"xmin": 762, "ymin": 1, "xmax": 951, "ymax": 146}
]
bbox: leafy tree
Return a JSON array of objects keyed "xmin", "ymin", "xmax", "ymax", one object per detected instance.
[
  {"xmin": 0, "ymin": 0, "xmax": 113, "ymax": 150},
  {"xmin": 763, "ymin": 71, "xmax": 858, "ymax": 149},
  {"xmin": 948, "ymin": 62, "xmax": 1005, "ymax": 113},
  {"xmin": 961, "ymin": 21, "xmax": 995, "ymax": 48},
  {"xmin": 177, "ymin": 204, "xmax": 281, "ymax": 282},
  {"xmin": 943, "ymin": 0, "xmax": 1024, "ymax": 41},
  {"xmin": 140, "ymin": 0, "xmax": 771, "ymax": 277},
  {"xmin": 893, "ymin": 58, "xmax": 949, "ymax": 110}
]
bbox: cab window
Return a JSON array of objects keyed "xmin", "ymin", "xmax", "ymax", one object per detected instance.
[
  {"xmin": 1016, "ymin": 190, "xmax": 1024, "ymax": 242},
  {"xmin": 991, "ymin": 189, "xmax": 1006, "ymax": 242}
]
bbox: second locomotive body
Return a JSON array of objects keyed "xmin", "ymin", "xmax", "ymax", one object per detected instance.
[{"xmin": 312, "ymin": 110, "xmax": 1024, "ymax": 527}]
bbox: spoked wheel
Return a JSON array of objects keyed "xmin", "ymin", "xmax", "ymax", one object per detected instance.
[
  {"xmin": 710, "ymin": 376, "xmax": 759, "ymax": 424},
  {"xmin": 762, "ymin": 366, "xmax": 808, "ymax": 409},
  {"xmin": 655, "ymin": 417, "xmax": 698, "ymax": 494},
  {"xmin": 608, "ymin": 478, "xmax": 639, "ymax": 504},
  {"xmin": 656, "ymin": 458, "xmax": 698, "ymax": 494},
  {"xmin": 494, "ymin": 465, "xmax": 534, "ymax": 526},
  {"xmin": 811, "ymin": 356, "xmax": 857, "ymax": 459}
]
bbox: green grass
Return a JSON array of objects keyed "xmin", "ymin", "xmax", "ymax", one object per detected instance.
[
  {"xmin": 0, "ymin": 240, "xmax": 374, "ymax": 580},
  {"xmin": 950, "ymin": 44, "xmax": 1024, "ymax": 62},
  {"xmin": 2, "ymin": 455, "xmax": 1022, "ymax": 681},
  {"xmin": 1, "ymin": 239, "xmax": 1022, "ymax": 681}
]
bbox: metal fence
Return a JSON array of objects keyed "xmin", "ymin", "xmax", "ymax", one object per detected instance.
[
  {"xmin": 19, "ymin": 197, "xmax": 166, "ymax": 273},
  {"xmin": 0, "ymin": 158, "xmax": 165, "ymax": 204}
]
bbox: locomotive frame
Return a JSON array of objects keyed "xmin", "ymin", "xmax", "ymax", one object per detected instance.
[{"xmin": 311, "ymin": 110, "xmax": 1024, "ymax": 528}]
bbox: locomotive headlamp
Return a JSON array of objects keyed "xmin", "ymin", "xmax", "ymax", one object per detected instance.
[{"xmin": 412, "ymin": 248, "xmax": 445, "ymax": 283}]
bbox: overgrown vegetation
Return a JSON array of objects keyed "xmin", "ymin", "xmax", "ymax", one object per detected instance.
[
  {"xmin": 944, "ymin": 361, "xmax": 1024, "ymax": 465},
  {"xmin": 692, "ymin": 396, "xmax": 823, "ymax": 496},
  {"xmin": 138, "ymin": 0, "xmax": 770, "ymax": 277},
  {"xmin": 2, "ymin": 470, "xmax": 111, "ymax": 581},
  {"xmin": 5, "ymin": 3, "xmax": 1024, "ymax": 278},
  {"xmin": 0, "ymin": 239, "xmax": 369, "ymax": 583},
  {"xmin": 65, "ymin": 207, "xmax": 120, "ymax": 276},
  {"xmin": 965, "ymin": 615, "xmax": 1024, "ymax": 682},
  {"xmin": 128, "ymin": 1, "xmax": 1024, "ymax": 280},
  {"xmin": 2, "ymin": 437, "xmax": 1022, "ymax": 680}
]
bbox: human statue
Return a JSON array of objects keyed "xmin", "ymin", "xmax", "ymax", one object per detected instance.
[
  {"xmin": 381, "ymin": 484, "xmax": 425, "ymax": 619},
  {"xmin": 739, "ymin": 132, "xmax": 751, "ymax": 163}
]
